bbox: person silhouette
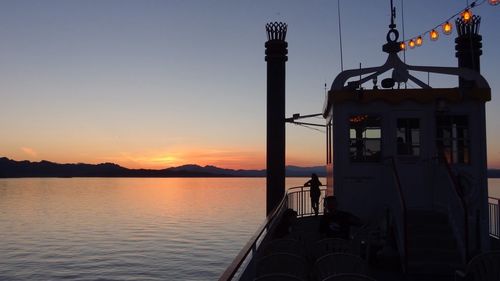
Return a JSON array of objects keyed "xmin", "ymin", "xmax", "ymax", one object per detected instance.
[
  {"xmin": 272, "ymin": 209, "xmax": 298, "ymax": 239},
  {"xmin": 320, "ymin": 196, "xmax": 362, "ymax": 239},
  {"xmin": 304, "ymin": 173, "xmax": 322, "ymax": 216}
]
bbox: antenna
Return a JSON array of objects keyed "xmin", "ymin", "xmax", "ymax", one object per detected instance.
[
  {"xmin": 359, "ymin": 62, "xmax": 362, "ymax": 87},
  {"xmin": 401, "ymin": 0, "xmax": 407, "ymax": 89},
  {"xmin": 401, "ymin": 0, "xmax": 406, "ymax": 62},
  {"xmin": 390, "ymin": 0, "xmax": 396, "ymax": 28}
]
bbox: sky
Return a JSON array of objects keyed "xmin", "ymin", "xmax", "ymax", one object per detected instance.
[{"xmin": 0, "ymin": 0, "xmax": 499, "ymax": 170}]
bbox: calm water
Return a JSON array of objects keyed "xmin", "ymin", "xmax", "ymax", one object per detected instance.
[
  {"xmin": 0, "ymin": 177, "xmax": 310, "ymax": 281},
  {"xmin": 1, "ymin": 178, "xmax": 499, "ymax": 281},
  {"xmin": 489, "ymin": 178, "xmax": 500, "ymax": 199}
]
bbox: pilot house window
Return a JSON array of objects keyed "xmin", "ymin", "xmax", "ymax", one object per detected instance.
[
  {"xmin": 436, "ymin": 115, "xmax": 470, "ymax": 164},
  {"xmin": 397, "ymin": 118, "xmax": 420, "ymax": 156},
  {"xmin": 349, "ymin": 115, "xmax": 381, "ymax": 162}
]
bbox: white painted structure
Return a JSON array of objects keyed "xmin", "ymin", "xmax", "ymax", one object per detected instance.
[{"xmin": 323, "ymin": 17, "xmax": 492, "ymax": 259}]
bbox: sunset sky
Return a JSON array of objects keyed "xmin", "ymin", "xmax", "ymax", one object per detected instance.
[{"xmin": 0, "ymin": 1, "xmax": 499, "ymax": 170}]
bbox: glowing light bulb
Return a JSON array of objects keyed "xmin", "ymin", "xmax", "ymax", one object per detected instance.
[
  {"xmin": 400, "ymin": 42, "xmax": 406, "ymax": 50},
  {"xmin": 462, "ymin": 9, "xmax": 472, "ymax": 22},
  {"xmin": 430, "ymin": 29, "xmax": 439, "ymax": 41},
  {"xmin": 415, "ymin": 36, "xmax": 423, "ymax": 46},
  {"xmin": 409, "ymin": 39, "xmax": 416, "ymax": 49},
  {"xmin": 442, "ymin": 22, "xmax": 452, "ymax": 35},
  {"xmin": 489, "ymin": 0, "xmax": 499, "ymax": 5}
]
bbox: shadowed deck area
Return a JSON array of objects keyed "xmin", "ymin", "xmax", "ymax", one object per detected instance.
[{"xmin": 256, "ymin": 215, "xmax": 459, "ymax": 281}]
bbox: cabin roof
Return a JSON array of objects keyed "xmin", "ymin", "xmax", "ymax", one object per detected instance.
[{"xmin": 323, "ymin": 87, "xmax": 491, "ymax": 115}]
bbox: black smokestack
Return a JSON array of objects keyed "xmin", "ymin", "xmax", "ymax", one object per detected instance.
[
  {"xmin": 265, "ymin": 22, "xmax": 288, "ymax": 215},
  {"xmin": 455, "ymin": 15, "xmax": 482, "ymax": 88}
]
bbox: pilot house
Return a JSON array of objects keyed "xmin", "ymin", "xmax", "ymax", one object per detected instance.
[{"xmin": 323, "ymin": 14, "xmax": 491, "ymax": 265}]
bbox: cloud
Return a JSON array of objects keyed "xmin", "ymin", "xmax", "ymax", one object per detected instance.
[{"xmin": 21, "ymin": 147, "xmax": 38, "ymax": 157}]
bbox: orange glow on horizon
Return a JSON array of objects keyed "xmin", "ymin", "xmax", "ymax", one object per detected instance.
[
  {"xmin": 95, "ymin": 147, "xmax": 268, "ymax": 170},
  {"xmin": 8, "ymin": 143, "xmax": 500, "ymax": 170},
  {"xmin": 2, "ymin": 145, "xmax": 332, "ymax": 170},
  {"xmin": 488, "ymin": 158, "xmax": 500, "ymax": 170},
  {"xmin": 5, "ymin": 148, "xmax": 500, "ymax": 170}
]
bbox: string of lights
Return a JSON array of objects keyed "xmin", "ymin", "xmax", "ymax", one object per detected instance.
[{"xmin": 399, "ymin": 0, "xmax": 498, "ymax": 51}]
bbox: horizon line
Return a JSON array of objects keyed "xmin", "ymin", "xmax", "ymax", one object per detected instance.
[{"xmin": 0, "ymin": 156, "xmax": 327, "ymax": 171}]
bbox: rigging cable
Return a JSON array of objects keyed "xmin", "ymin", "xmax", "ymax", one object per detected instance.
[
  {"xmin": 401, "ymin": 0, "xmax": 407, "ymax": 89},
  {"xmin": 337, "ymin": 0, "xmax": 344, "ymax": 72},
  {"xmin": 402, "ymin": 0, "xmax": 487, "ymax": 47},
  {"xmin": 295, "ymin": 123, "xmax": 325, "ymax": 134},
  {"xmin": 401, "ymin": 0, "xmax": 406, "ymax": 63}
]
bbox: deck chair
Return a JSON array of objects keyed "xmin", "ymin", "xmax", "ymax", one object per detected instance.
[
  {"xmin": 313, "ymin": 253, "xmax": 368, "ymax": 281},
  {"xmin": 254, "ymin": 273, "xmax": 305, "ymax": 281},
  {"xmin": 256, "ymin": 253, "xmax": 308, "ymax": 279},
  {"xmin": 455, "ymin": 251, "xmax": 500, "ymax": 281},
  {"xmin": 262, "ymin": 238, "xmax": 304, "ymax": 256},
  {"xmin": 321, "ymin": 273, "xmax": 377, "ymax": 281},
  {"xmin": 310, "ymin": 238, "xmax": 351, "ymax": 261},
  {"xmin": 287, "ymin": 230, "xmax": 321, "ymax": 247}
]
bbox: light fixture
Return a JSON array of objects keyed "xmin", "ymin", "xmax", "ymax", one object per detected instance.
[
  {"xmin": 462, "ymin": 9, "xmax": 472, "ymax": 22},
  {"xmin": 409, "ymin": 39, "xmax": 416, "ymax": 49},
  {"xmin": 400, "ymin": 42, "xmax": 406, "ymax": 50},
  {"xmin": 442, "ymin": 22, "xmax": 452, "ymax": 35},
  {"xmin": 430, "ymin": 29, "xmax": 439, "ymax": 41},
  {"xmin": 489, "ymin": 0, "xmax": 499, "ymax": 5},
  {"xmin": 415, "ymin": 36, "xmax": 423, "ymax": 46}
]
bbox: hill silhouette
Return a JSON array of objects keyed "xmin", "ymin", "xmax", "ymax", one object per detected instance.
[{"xmin": 0, "ymin": 157, "xmax": 326, "ymax": 178}]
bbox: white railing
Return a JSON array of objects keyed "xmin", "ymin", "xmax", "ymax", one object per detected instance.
[
  {"xmin": 489, "ymin": 197, "xmax": 500, "ymax": 239},
  {"xmin": 287, "ymin": 185, "xmax": 327, "ymax": 217},
  {"xmin": 219, "ymin": 185, "xmax": 326, "ymax": 281}
]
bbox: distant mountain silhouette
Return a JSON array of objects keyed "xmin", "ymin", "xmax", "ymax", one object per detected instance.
[
  {"xmin": 0, "ymin": 157, "xmax": 326, "ymax": 178},
  {"xmin": 488, "ymin": 169, "xmax": 500, "ymax": 178}
]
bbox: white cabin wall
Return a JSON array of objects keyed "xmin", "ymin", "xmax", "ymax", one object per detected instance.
[
  {"xmin": 332, "ymin": 101, "xmax": 389, "ymax": 222},
  {"xmin": 387, "ymin": 102, "xmax": 435, "ymax": 209},
  {"xmin": 330, "ymin": 97, "xmax": 489, "ymax": 242},
  {"xmin": 435, "ymin": 100, "xmax": 490, "ymax": 251}
]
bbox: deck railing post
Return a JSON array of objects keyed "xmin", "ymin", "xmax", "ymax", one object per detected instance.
[
  {"xmin": 476, "ymin": 209, "xmax": 481, "ymax": 251},
  {"xmin": 220, "ymin": 185, "xmax": 327, "ymax": 280},
  {"xmin": 497, "ymin": 199, "xmax": 500, "ymax": 237},
  {"xmin": 301, "ymin": 186, "xmax": 304, "ymax": 216},
  {"xmin": 487, "ymin": 198, "xmax": 500, "ymax": 239}
]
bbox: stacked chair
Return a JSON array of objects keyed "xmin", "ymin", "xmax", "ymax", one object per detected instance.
[
  {"xmin": 255, "ymin": 238, "xmax": 308, "ymax": 281},
  {"xmin": 321, "ymin": 273, "xmax": 377, "ymax": 281},
  {"xmin": 254, "ymin": 273, "xmax": 306, "ymax": 281},
  {"xmin": 312, "ymin": 253, "xmax": 368, "ymax": 281},
  {"xmin": 455, "ymin": 251, "xmax": 500, "ymax": 281},
  {"xmin": 262, "ymin": 238, "xmax": 305, "ymax": 256},
  {"xmin": 256, "ymin": 252, "xmax": 309, "ymax": 280},
  {"xmin": 254, "ymin": 235, "xmax": 377, "ymax": 281},
  {"xmin": 310, "ymin": 238, "xmax": 351, "ymax": 261}
]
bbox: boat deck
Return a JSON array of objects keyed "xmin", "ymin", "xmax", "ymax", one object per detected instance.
[{"xmin": 256, "ymin": 215, "xmax": 458, "ymax": 281}]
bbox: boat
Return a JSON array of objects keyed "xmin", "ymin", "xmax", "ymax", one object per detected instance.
[{"xmin": 220, "ymin": 2, "xmax": 500, "ymax": 280}]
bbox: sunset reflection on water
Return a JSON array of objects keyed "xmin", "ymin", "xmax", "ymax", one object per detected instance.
[
  {"xmin": 1, "ymin": 177, "xmax": 498, "ymax": 279},
  {"xmin": 0, "ymin": 177, "xmax": 310, "ymax": 280}
]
